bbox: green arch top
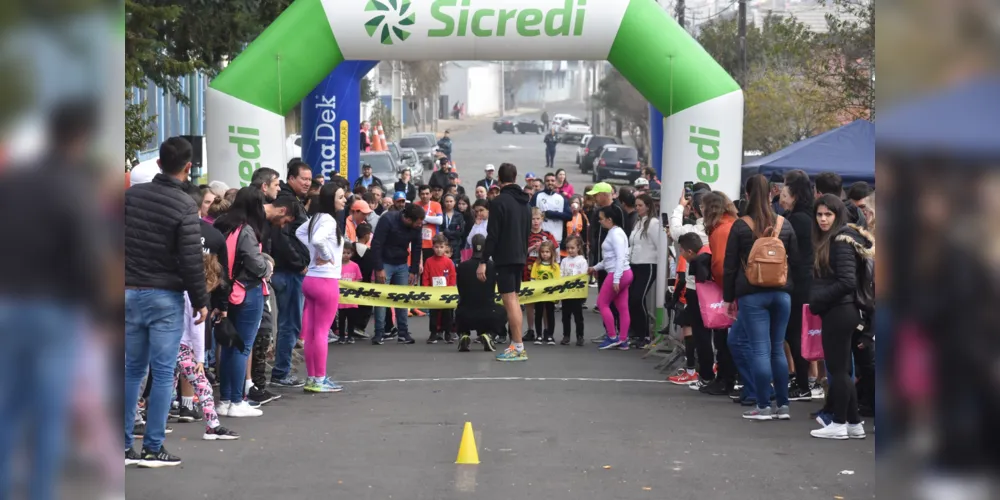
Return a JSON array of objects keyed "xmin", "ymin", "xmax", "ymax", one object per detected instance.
[{"xmin": 210, "ymin": 0, "xmax": 739, "ymax": 118}]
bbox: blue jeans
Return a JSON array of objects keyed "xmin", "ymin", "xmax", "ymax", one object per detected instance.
[
  {"xmin": 270, "ymin": 271, "xmax": 304, "ymax": 381},
  {"xmin": 727, "ymin": 318, "xmax": 757, "ymax": 401},
  {"xmin": 739, "ymin": 291, "xmax": 792, "ymax": 408},
  {"xmin": 220, "ymin": 286, "xmax": 264, "ymax": 402},
  {"xmin": 124, "ymin": 289, "xmax": 185, "ymax": 452},
  {"xmin": 374, "ymin": 263, "xmax": 412, "ymax": 340},
  {"xmin": 0, "ymin": 299, "xmax": 79, "ymax": 500}
]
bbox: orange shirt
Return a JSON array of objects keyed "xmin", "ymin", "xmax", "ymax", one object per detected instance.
[
  {"xmin": 415, "ymin": 200, "xmax": 442, "ymax": 249},
  {"xmin": 676, "ymin": 255, "xmax": 688, "ymax": 304},
  {"xmin": 709, "ymin": 213, "xmax": 736, "ymax": 286}
]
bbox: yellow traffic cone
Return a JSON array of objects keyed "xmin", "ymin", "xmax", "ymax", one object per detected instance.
[{"xmin": 455, "ymin": 422, "xmax": 480, "ymax": 465}]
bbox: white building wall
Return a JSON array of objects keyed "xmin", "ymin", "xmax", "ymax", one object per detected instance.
[
  {"xmin": 465, "ymin": 65, "xmax": 501, "ymax": 117},
  {"xmin": 440, "ymin": 63, "xmax": 470, "ymax": 114}
]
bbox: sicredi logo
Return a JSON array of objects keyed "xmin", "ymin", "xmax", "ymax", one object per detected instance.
[
  {"xmin": 689, "ymin": 125, "xmax": 720, "ymax": 183},
  {"xmin": 365, "ymin": 0, "xmax": 416, "ymax": 45},
  {"xmin": 228, "ymin": 126, "xmax": 261, "ymax": 187},
  {"xmin": 429, "ymin": 0, "xmax": 587, "ymax": 38}
]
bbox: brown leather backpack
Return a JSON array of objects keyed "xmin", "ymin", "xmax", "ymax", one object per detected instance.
[{"xmin": 741, "ymin": 216, "xmax": 787, "ymax": 287}]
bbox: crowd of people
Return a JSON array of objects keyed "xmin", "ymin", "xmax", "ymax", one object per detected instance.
[{"xmin": 124, "ymin": 135, "xmax": 875, "ymax": 469}]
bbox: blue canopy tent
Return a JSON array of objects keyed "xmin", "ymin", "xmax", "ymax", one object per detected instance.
[{"xmin": 742, "ymin": 119, "xmax": 875, "ymax": 185}]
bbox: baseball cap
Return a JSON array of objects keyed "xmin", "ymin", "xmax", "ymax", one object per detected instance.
[
  {"xmin": 525, "ymin": 172, "xmax": 537, "ymax": 180},
  {"xmin": 350, "ymin": 200, "xmax": 372, "ymax": 214},
  {"xmin": 634, "ymin": 177, "xmax": 649, "ymax": 187},
  {"xmin": 470, "ymin": 233, "xmax": 487, "ymax": 258},
  {"xmin": 488, "ymin": 185, "xmax": 500, "ymax": 192},
  {"xmin": 394, "ymin": 191, "xmax": 407, "ymax": 201},
  {"xmin": 586, "ymin": 182, "xmax": 614, "ymax": 195},
  {"xmin": 485, "ymin": 164, "xmax": 495, "ymax": 171}
]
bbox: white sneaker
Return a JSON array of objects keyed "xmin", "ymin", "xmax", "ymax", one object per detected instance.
[
  {"xmin": 811, "ymin": 386, "xmax": 826, "ymax": 399},
  {"xmin": 847, "ymin": 423, "xmax": 866, "ymax": 439},
  {"xmin": 226, "ymin": 401, "xmax": 263, "ymax": 418},
  {"xmin": 810, "ymin": 422, "xmax": 849, "ymax": 440},
  {"xmin": 216, "ymin": 401, "xmax": 231, "ymax": 417}
]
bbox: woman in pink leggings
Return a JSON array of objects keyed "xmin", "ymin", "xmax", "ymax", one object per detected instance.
[
  {"xmin": 589, "ymin": 205, "xmax": 634, "ymax": 350},
  {"xmin": 295, "ymin": 182, "xmax": 347, "ymax": 393}
]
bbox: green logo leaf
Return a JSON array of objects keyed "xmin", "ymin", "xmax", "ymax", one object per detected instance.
[{"xmin": 365, "ymin": 0, "xmax": 414, "ymax": 45}]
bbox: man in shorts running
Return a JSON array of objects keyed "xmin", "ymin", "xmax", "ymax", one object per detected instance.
[{"xmin": 479, "ymin": 163, "xmax": 532, "ymax": 361}]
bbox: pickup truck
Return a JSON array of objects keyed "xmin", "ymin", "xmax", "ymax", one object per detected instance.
[{"xmin": 558, "ymin": 118, "xmax": 592, "ymax": 144}]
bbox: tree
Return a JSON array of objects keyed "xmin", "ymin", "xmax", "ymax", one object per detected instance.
[
  {"xmin": 812, "ymin": 0, "xmax": 875, "ymax": 120},
  {"xmin": 743, "ymin": 63, "xmax": 839, "ymax": 154},
  {"xmin": 696, "ymin": 13, "xmax": 817, "ymax": 85},
  {"xmin": 401, "ymin": 61, "xmax": 445, "ymax": 132},
  {"xmin": 593, "ymin": 69, "xmax": 650, "ymax": 161},
  {"xmin": 125, "ymin": 0, "xmax": 292, "ymax": 160}
]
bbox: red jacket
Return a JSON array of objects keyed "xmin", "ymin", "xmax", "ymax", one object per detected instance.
[
  {"xmin": 422, "ymin": 255, "xmax": 456, "ymax": 287},
  {"xmin": 709, "ymin": 214, "xmax": 737, "ymax": 286}
]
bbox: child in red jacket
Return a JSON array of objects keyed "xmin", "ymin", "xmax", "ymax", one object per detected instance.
[{"xmin": 423, "ymin": 234, "xmax": 457, "ymax": 344}]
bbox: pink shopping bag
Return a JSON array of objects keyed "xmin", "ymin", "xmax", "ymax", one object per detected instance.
[
  {"xmin": 696, "ymin": 281, "xmax": 734, "ymax": 329},
  {"xmin": 460, "ymin": 248, "xmax": 474, "ymax": 262},
  {"xmin": 801, "ymin": 304, "xmax": 824, "ymax": 361}
]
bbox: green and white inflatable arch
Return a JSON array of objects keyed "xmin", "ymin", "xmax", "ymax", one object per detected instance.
[{"xmin": 207, "ymin": 0, "xmax": 743, "ymax": 200}]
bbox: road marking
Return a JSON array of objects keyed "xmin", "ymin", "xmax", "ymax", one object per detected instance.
[{"xmin": 336, "ymin": 377, "xmax": 669, "ymax": 384}]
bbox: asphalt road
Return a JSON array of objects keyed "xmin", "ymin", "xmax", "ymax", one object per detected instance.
[{"xmin": 125, "ymin": 103, "xmax": 875, "ymax": 500}]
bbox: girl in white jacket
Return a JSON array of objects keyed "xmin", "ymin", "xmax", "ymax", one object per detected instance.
[
  {"xmin": 628, "ymin": 193, "xmax": 662, "ymax": 347},
  {"xmin": 295, "ymin": 183, "xmax": 347, "ymax": 394},
  {"xmin": 589, "ymin": 205, "xmax": 633, "ymax": 351}
]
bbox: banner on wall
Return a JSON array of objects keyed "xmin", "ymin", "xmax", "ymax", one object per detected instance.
[
  {"xmin": 339, "ymin": 275, "xmax": 590, "ymax": 309},
  {"xmin": 301, "ymin": 60, "xmax": 378, "ymax": 182}
]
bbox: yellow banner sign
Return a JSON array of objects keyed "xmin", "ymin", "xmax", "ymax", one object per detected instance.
[{"xmin": 339, "ymin": 275, "xmax": 590, "ymax": 309}]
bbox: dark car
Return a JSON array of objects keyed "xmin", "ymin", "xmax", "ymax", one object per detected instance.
[
  {"xmin": 515, "ymin": 118, "xmax": 544, "ymax": 134},
  {"xmin": 492, "ymin": 116, "xmax": 517, "ymax": 134},
  {"xmin": 399, "ymin": 135, "xmax": 438, "ymax": 171},
  {"xmin": 579, "ymin": 135, "xmax": 619, "ymax": 173},
  {"xmin": 591, "ymin": 145, "xmax": 641, "ymax": 184},
  {"xmin": 359, "ymin": 151, "xmax": 399, "ymax": 184}
]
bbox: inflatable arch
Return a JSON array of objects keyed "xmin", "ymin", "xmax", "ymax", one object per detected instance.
[{"xmin": 207, "ymin": 0, "xmax": 743, "ymax": 201}]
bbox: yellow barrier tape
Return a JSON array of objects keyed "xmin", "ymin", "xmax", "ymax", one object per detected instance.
[{"xmin": 339, "ymin": 274, "xmax": 590, "ymax": 309}]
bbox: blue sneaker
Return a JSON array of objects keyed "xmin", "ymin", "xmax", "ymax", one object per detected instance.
[
  {"xmin": 617, "ymin": 340, "xmax": 630, "ymax": 351},
  {"xmin": 271, "ymin": 375, "xmax": 306, "ymax": 388},
  {"xmin": 320, "ymin": 377, "xmax": 344, "ymax": 393},
  {"xmin": 598, "ymin": 337, "xmax": 622, "ymax": 350}
]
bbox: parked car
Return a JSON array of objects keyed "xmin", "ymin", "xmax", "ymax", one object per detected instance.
[
  {"xmin": 579, "ymin": 135, "xmax": 619, "ymax": 173},
  {"xmin": 557, "ymin": 118, "xmax": 592, "ymax": 144},
  {"xmin": 493, "ymin": 116, "xmax": 517, "ymax": 134},
  {"xmin": 359, "ymin": 151, "xmax": 400, "ymax": 184},
  {"xmin": 515, "ymin": 118, "xmax": 544, "ymax": 134},
  {"xmin": 386, "ymin": 141, "xmax": 402, "ymax": 164},
  {"xmin": 399, "ymin": 134, "xmax": 438, "ymax": 171},
  {"xmin": 549, "ymin": 113, "xmax": 577, "ymax": 131},
  {"xmin": 397, "ymin": 147, "xmax": 423, "ymax": 180},
  {"xmin": 575, "ymin": 134, "xmax": 592, "ymax": 164},
  {"xmin": 591, "ymin": 144, "xmax": 641, "ymax": 184}
]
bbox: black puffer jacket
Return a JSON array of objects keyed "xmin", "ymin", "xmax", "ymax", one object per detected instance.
[
  {"xmin": 722, "ymin": 216, "xmax": 800, "ymax": 302},
  {"xmin": 483, "ymin": 184, "xmax": 531, "ymax": 266},
  {"xmin": 125, "ymin": 173, "xmax": 208, "ymax": 309},
  {"xmin": 809, "ymin": 224, "xmax": 874, "ymax": 316},
  {"xmin": 784, "ymin": 208, "xmax": 814, "ymax": 304},
  {"xmin": 269, "ymin": 181, "xmax": 309, "ymax": 273}
]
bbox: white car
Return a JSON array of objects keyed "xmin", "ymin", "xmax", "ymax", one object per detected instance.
[
  {"xmin": 575, "ymin": 134, "xmax": 592, "ymax": 164},
  {"xmin": 549, "ymin": 113, "xmax": 577, "ymax": 131},
  {"xmin": 558, "ymin": 118, "xmax": 592, "ymax": 144}
]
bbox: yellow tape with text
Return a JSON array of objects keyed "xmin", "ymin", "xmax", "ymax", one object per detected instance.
[{"xmin": 339, "ymin": 274, "xmax": 589, "ymax": 309}]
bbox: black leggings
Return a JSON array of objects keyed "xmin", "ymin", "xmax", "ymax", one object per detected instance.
[
  {"xmin": 628, "ymin": 264, "xmax": 656, "ymax": 341},
  {"xmin": 821, "ymin": 304, "xmax": 862, "ymax": 425},
  {"xmin": 534, "ymin": 302, "xmax": 555, "ymax": 337},
  {"xmin": 785, "ymin": 300, "xmax": 811, "ymax": 391},
  {"xmin": 561, "ymin": 298, "xmax": 585, "ymax": 339}
]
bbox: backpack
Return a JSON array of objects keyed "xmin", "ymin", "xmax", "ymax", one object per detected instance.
[
  {"xmin": 854, "ymin": 249, "xmax": 876, "ymax": 334},
  {"xmin": 741, "ymin": 216, "xmax": 788, "ymax": 288}
]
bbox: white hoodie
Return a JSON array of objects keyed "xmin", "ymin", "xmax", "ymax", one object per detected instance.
[
  {"xmin": 670, "ymin": 204, "xmax": 709, "ymax": 246},
  {"xmin": 296, "ymin": 213, "xmax": 344, "ymax": 279}
]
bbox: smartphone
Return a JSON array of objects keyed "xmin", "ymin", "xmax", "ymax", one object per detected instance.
[{"xmin": 684, "ymin": 181, "xmax": 694, "ymax": 199}]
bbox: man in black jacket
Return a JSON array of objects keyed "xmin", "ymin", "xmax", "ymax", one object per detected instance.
[
  {"xmin": 480, "ymin": 163, "xmax": 532, "ymax": 361},
  {"xmin": 268, "ymin": 160, "xmax": 313, "ymax": 388},
  {"xmin": 124, "ymin": 137, "xmax": 208, "ymax": 467},
  {"xmin": 370, "ymin": 204, "xmax": 425, "ymax": 344}
]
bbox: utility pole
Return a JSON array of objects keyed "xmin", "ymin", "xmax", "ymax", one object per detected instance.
[
  {"xmin": 499, "ymin": 61, "xmax": 506, "ymax": 113},
  {"xmin": 391, "ymin": 61, "xmax": 403, "ymax": 129},
  {"xmin": 738, "ymin": 0, "xmax": 747, "ymax": 87}
]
